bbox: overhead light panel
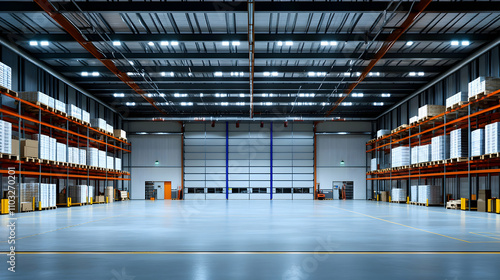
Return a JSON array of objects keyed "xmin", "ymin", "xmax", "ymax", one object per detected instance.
[
  {"xmin": 40, "ymin": 41, "xmax": 49, "ymax": 46},
  {"xmin": 263, "ymin": 72, "xmax": 270, "ymax": 77},
  {"xmin": 462, "ymin": 40, "xmax": 470, "ymax": 46},
  {"xmin": 146, "ymin": 93, "xmax": 153, "ymax": 97},
  {"xmin": 240, "ymin": 93, "xmax": 245, "ymax": 98},
  {"xmin": 409, "ymin": 72, "xmax": 416, "ymax": 76},
  {"xmin": 159, "ymin": 93, "xmax": 165, "ymax": 97},
  {"xmin": 352, "ymin": 93, "xmax": 363, "ymax": 97},
  {"xmin": 418, "ymin": 72, "xmax": 425, "ymax": 76},
  {"xmin": 321, "ymin": 41, "xmax": 329, "ymax": 46},
  {"xmin": 271, "ymin": 72, "xmax": 279, "ymax": 77},
  {"xmin": 171, "ymin": 41, "xmax": 179, "ymax": 46},
  {"xmin": 199, "ymin": 93, "xmax": 204, "ymax": 97},
  {"xmin": 113, "ymin": 93, "xmax": 125, "ymax": 98},
  {"xmin": 373, "ymin": 102, "xmax": 384, "ymax": 106},
  {"xmin": 160, "ymin": 41, "xmax": 169, "ymax": 46},
  {"xmin": 161, "ymin": 72, "xmax": 166, "ymax": 77},
  {"xmin": 170, "ymin": 72, "xmax": 174, "ymax": 77},
  {"xmin": 341, "ymin": 102, "xmax": 353, "ymax": 106},
  {"xmin": 451, "ymin": 41, "xmax": 459, "ymax": 46},
  {"xmin": 221, "ymin": 102, "xmax": 229, "ymax": 106},
  {"xmin": 81, "ymin": 72, "xmax": 89, "ymax": 77},
  {"xmin": 91, "ymin": 72, "xmax": 99, "ymax": 77},
  {"xmin": 232, "ymin": 41, "xmax": 240, "ymax": 46},
  {"xmin": 406, "ymin": 41, "xmax": 414, "ymax": 46},
  {"xmin": 236, "ymin": 102, "xmax": 245, "ymax": 106},
  {"xmin": 112, "ymin": 41, "xmax": 121, "ymax": 46},
  {"xmin": 381, "ymin": 93, "xmax": 391, "ymax": 97},
  {"xmin": 308, "ymin": 72, "xmax": 316, "ymax": 77},
  {"xmin": 344, "ymin": 72, "xmax": 350, "ymax": 77},
  {"xmin": 126, "ymin": 102, "xmax": 136, "ymax": 106},
  {"xmin": 129, "ymin": 61, "xmax": 134, "ymax": 65},
  {"xmin": 222, "ymin": 41, "xmax": 230, "ymax": 46},
  {"xmin": 214, "ymin": 72, "xmax": 223, "ymax": 77},
  {"xmin": 277, "ymin": 41, "xmax": 283, "ymax": 46},
  {"xmin": 285, "ymin": 41, "xmax": 293, "ymax": 46},
  {"xmin": 148, "ymin": 42, "xmax": 154, "ymax": 46},
  {"xmin": 29, "ymin": 41, "xmax": 38, "ymax": 46},
  {"xmin": 356, "ymin": 72, "xmax": 361, "ymax": 77},
  {"xmin": 180, "ymin": 102, "xmax": 193, "ymax": 106},
  {"xmin": 330, "ymin": 41, "xmax": 338, "ymax": 46}
]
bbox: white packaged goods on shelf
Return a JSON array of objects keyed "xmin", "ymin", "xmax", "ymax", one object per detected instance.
[
  {"xmin": 485, "ymin": 122, "xmax": 500, "ymax": 154},
  {"xmin": 106, "ymin": 124, "xmax": 114, "ymax": 134},
  {"xmin": 468, "ymin": 77, "xmax": 500, "ymax": 97},
  {"xmin": 409, "ymin": 116, "xmax": 418, "ymax": 124},
  {"xmin": 450, "ymin": 128, "xmax": 468, "ymax": 158},
  {"xmin": 67, "ymin": 104, "xmax": 82, "ymax": 120},
  {"xmin": 56, "ymin": 142, "xmax": 66, "ymax": 162},
  {"xmin": 50, "ymin": 137, "xmax": 56, "ymax": 161},
  {"xmin": 19, "ymin": 91, "xmax": 50, "ymax": 106},
  {"xmin": 91, "ymin": 118, "xmax": 107, "ymax": 131},
  {"xmin": 69, "ymin": 147, "xmax": 80, "ymax": 164},
  {"xmin": 107, "ymin": 156, "xmax": 114, "ymax": 169},
  {"xmin": 105, "ymin": 186, "xmax": 114, "ymax": 203},
  {"xmin": 88, "ymin": 186, "xmax": 94, "ymax": 200},
  {"xmin": 417, "ymin": 185, "xmax": 441, "ymax": 204},
  {"xmin": 391, "ymin": 188, "xmax": 406, "ymax": 202},
  {"xmin": 418, "ymin": 105, "xmax": 445, "ymax": 120},
  {"xmin": 32, "ymin": 134, "xmax": 50, "ymax": 159},
  {"xmin": 79, "ymin": 148, "xmax": 86, "ymax": 165},
  {"xmin": 115, "ymin": 158, "xmax": 122, "ymax": 171},
  {"xmin": 418, "ymin": 145, "xmax": 431, "ymax": 163},
  {"xmin": 376, "ymin": 129, "xmax": 390, "ymax": 138},
  {"xmin": 391, "ymin": 146, "xmax": 410, "ymax": 167},
  {"xmin": 471, "ymin": 128, "xmax": 485, "ymax": 156},
  {"xmin": 370, "ymin": 158, "xmax": 377, "ymax": 171},
  {"xmin": 55, "ymin": 100, "xmax": 66, "ymax": 113},
  {"xmin": 411, "ymin": 146, "xmax": 419, "ymax": 164},
  {"xmin": 69, "ymin": 185, "xmax": 88, "ymax": 203},
  {"xmin": 87, "ymin": 147, "xmax": 99, "ymax": 166},
  {"xmin": 47, "ymin": 96, "xmax": 55, "ymax": 109},
  {"xmin": 0, "ymin": 120, "xmax": 12, "ymax": 154},
  {"xmin": 446, "ymin": 92, "xmax": 468, "ymax": 108},
  {"xmin": 0, "ymin": 62, "xmax": 12, "ymax": 89},
  {"xmin": 81, "ymin": 110, "xmax": 90, "ymax": 123},
  {"xmin": 20, "ymin": 183, "xmax": 39, "ymax": 204},
  {"xmin": 411, "ymin": 185, "xmax": 418, "ymax": 202},
  {"xmin": 98, "ymin": 150, "xmax": 106, "ymax": 168},
  {"xmin": 431, "ymin": 135, "xmax": 450, "ymax": 161}
]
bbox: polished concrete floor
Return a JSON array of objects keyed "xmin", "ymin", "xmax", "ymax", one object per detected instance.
[{"xmin": 1, "ymin": 200, "xmax": 500, "ymax": 279}]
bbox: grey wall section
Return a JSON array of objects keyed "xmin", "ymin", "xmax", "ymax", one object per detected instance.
[
  {"xmin": 316, "ymin": 134, "xmax": 370, "ymax": 199},
  {"xmin": 128, "ymin": 135, "xmax": 182, "ymax": 199}
]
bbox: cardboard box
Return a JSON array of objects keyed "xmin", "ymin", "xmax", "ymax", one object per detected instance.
[
  {"xmin": 113, "ymin": 129, "xmax": 126, "ymax": 139},
  {"xmin": 22, "ymin": 146, "xmax": 38, "ymax": 157},
  {"xmin": 20, "ymin": 202, "xmax": 33, "ymax": 212},
  {"xmin": 380, "ymin": 191, "xmax": 390, "ymax": 202},
  {"xmin": 477, "ymin": 190, "xmax": 491, "ymax": 212},
  {"xmin": 95, "ymin": 195, "xmax": 105, "ymax": 203},
  {"xmin": 21, "ymin": 139, "xmax": 38, "ymax": 148},
  {"xmin": 11, "ymin": 139, "xmax": 19, "ymax": 155},
  {"xmin": 418, "ymin": 105, "xmax": 445, "ymax": 120}
]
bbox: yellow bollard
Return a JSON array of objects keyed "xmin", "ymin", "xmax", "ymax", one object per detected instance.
[
  {"xmin": 407, "ymin": 196, "xmax": 409, "ymax": 204},
  {"xmin": 38, "ymin": 201, "xmax": 42, "ymax": 211},
  {"xmin": 496, "ymin": 200, "xmax": 500, "ymax": 214},
  {"xmin": 488, "ymin": 199, "xmax": 491, "ymax": 213},
  {"xmin": 90, "ymin": 197, "xmax": 93, "ymax": 205},
  {"xmin": 426, "ymin": 199, "xmax": 429, "ymax": 207},
  {"xmin": 377, "ymin": 194, "xmax": 379, "ymax": 201},
  {"xmin": 1, "ymin": 199, "xmax": 9, "ymax": 214},
  {"xmin": 106, "ymin": 196, "xmax": 109, "ymax": 204},
  {"xmin": 32, "ymin": 197, "xmax": 35, "ymax": 211},
  {"xmin": 389, "ymin": 196, "xmax": 392, "ymax": 203},
  {"xmin": 67, "ymin": 197, "xmax": 71, "ymax": 208}
]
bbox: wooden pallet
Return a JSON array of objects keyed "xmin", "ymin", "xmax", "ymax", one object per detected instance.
[
  {"xmin": 445, "ymin": 157, "xmax": 468, "ymax": 164},
  {"xmin": 390, "ymin": 201, "xmax": 405, "ymax": 203},
  {"xmin": 487, "ymin": 153, "xmax": 500, "ymax": 159},
  {"xmin": 446, "ymin": 101, "xmax": 468, "ymax": 111},
  {"xmin": 0, "ymin": 153, "xmax": 19, "ymax": 160},
  {"xmin": 0, "ymin": 85, "xmax": 16, "ymax": 96},
  {"xmin": 41, "ymin": 206, "xmax": 57, "ymax": 210},
  {"xmin": 470, "ymin": 155, "xmax": 482, "ymax": 161},
  {"xmin": 118, "ymin": 137, "xmax": 128, "ymax": 142},
  {"xmin": 22, "ymin": 157, "xmax": 41, "ymax": 163}
]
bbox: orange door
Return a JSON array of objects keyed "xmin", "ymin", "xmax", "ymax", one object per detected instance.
[{"xmin": 164, "ymin": 181, "xmax": 172, "ymax": 200}]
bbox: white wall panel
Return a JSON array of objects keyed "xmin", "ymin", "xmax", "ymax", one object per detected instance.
[
  {"xmin": 293, "ymin": 167, "xmax": 313, "ymax": 173},
  {"xmin": 274, "ymin": 174, "xmax": 292, "ymax": 180},
  {"xmin": 251, "ymin": 153, "xmax": 271, "ymax": 160},
  {"xmin": 273, "ymin": 146, "xmax": 293, "ymax": 153},
  {"xmin": 185, "ymin": 167, "xmax": 205, "ymax": 174},
  {"xmin": 273, "ymin": 194, "xmax": 293, "ymax": 200},
  {"xmin": 250, "ymin": 194, "xmax": 270, "ymax": 199},
  {"xmin": 206, "ymin": 160, "xmax": 226, "ymax": 166},
  {"xmin": 206, "ymin": 131, "xmax": 226, "ymax": 138},
  {"xmin": 184, "ymin": 194, "xmax": 206, "ymax": 200},
  {"xmin": 228, "ymin": 146, "xmax": 250, "ymax": 153},
  {"xmin": 250, "ymin": 160, "xmax": 270, "ymax": 167},
  {"xmin": 293, "ymin": 174, "xmax": 314, "ymax": 181},
  {"xmin": 228, "ymin": 194, "xmax": 250, "ymax": 200},
  {"xmin": 293, "ymin": 146, "xmax": 314, "ymax": 153},
  {"xmin": 184, "ymin": 146, "xmax": 205, "ymax": 153},
  {"xmin": 229, "ymin": 166, "xmax": 249, "ymax": 173},
  {"xmin": 206, "ymin": 167, "xmax": 226, "ymax": 173},
  {"xmin": 185, "ymin": 153, "xmax": 205, "ymax": 160},
  {"xmin": 206, "ymin": 174, "xmax": 226, "ymax": 181},
  {"xmin": 229, "ymin": 174, "xmax": 249, "ymax": 180},
  {"xmin": 274, "ymin": 181, "xmax": 293, "ymax": 187},
  {"xmin": 273, "ymin": 159, "xmax": 293, "ymax": 166},
  {"xmin": 206, "ymin": 194, "xmax": 226, "ymax": 200},
  {"xmin": 184, "ymin": 181, "xmax": 205, "ymax": 187},
  {"xmin": 250, "ymin": 174, "xmax": 271, "ymax": 180},
  {"xmin": 229, "ymin": 159, "xmax": 249, "ymax": 166},
  {"xmin": 185, "ymin": 160, "xmax": 206, "ymax": 167},
  {"xmin": 184, "ymin": 132, "xmax": 205, "ymax": 138},
  {"xmin": 293, "ymin": 139, "xmax": 314, "ymax": 146},
  {"xmin": 206, "ymin": 181, "xmax": 225, "ymax": 187},
  {"xmin": 185, "ymin": 174, "xmax": 205, "ymax": 180},
  {"xmin": 206, "ymin": 146, "xmax": 226, "ymax": 153},
  {"xmin": 293, "ymin": 153, "xmax": 314, "ymax": 160},
  {"xmin": 205, "ymin": 153, "xmax": 226, "ymax": 160},
  {"xmin": 250, "ymin": 181, "xmax": 270, "ymax": 188},
  {"xmin": 274, "ymin": 167, "xmax": 293, "ymax": 173},
  {"xmin": 250, "ymin": 167, "xmax": 269, "ymax": 173},
  {"xmin": 293, "ymin": 181, "xmax": 314, "ymax": 188},
  {"xmin": 185, "ymin": 139, "xmax": 205, "ymax": 146},
  {"xmin": 273, "ymin": 139, "xmax": 293, "ymax": 146},
  {"xmin": 292, "ymin": 160, "xmax": 314, "ymax": 166},
  {"xmin": 205, "ymin": 139, "xmax": 226, "ymax": 146},
  {"xmin": 293, "ymin": 194, "xmax": 314, "ymax": 200},
  {"xmin": 273, "ymin": 153, "xmax": 293, "ymax": 160},
  {"xmin": 229, "ymin": 181, "xmax": 249, "ymax": 187}
]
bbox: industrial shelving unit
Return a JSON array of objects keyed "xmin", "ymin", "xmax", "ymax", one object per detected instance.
[
  {"xmin": 0, "ymin": 86, "xmax": 131, "ymax": 212},
  {"xmin": 366, "ymin": 88, "xmax": 500, "ymax": 211}
]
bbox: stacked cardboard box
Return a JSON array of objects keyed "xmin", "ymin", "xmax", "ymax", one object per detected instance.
[
  {"xmin": 418, "ymin": 185, "xmax": 441, "ymax": 204},
  {"xmin": 471, "ymin": 128, "xmax": 485, "ymax": 156},
  {"xmin": 391, "ymin": 146, "xmax": 410, "ymax": 167},
  {"xmin": 105, "ymin": 186, "xmax": 114, "ymax": 203},
  {"xmin": 55, "ymin": 100, "xmax": 66, "ymax": 113},
  {"xmin": 19, "ymin": 91, "xmax": 50, "ymax": 106},
  {"xmin": 91, "ymin": 118, "xmax": 107, "ymax": 131},
  {"xmin": 485, "ymin": 122, "xmax": 500, "ymax": 154},
  {"xmin": 411, "ymin": 146, "xmax": 419, "ymax": 164},
  {"xmin": 88, "ymin": 186, "xmax": 94, "ymax": 201},
  {"xmin": 107, "ymin": 156, "xmax": 114, "ymax": 169},
  {"xmin": 431, "ymin": 135, "xmax": 450, "ymax": 161},
  {"xmin": 79, "ymin": 148, "xmax": 86, "ymax": 165},
  {"xmin": 0, "ymin": 120, "xmax": 12, "ymax": 154},
  {"xmin": 113, "ymin": 129, "xmax": 126, "ymax": 139},
  {"xmin": 11, "ymin": 139, "xmax": 19, "ymax": 156},
  {"xmin": 67, "ymin": 104, "xmax": 82, "ymax": 120},
  {"xmin": 40, "ymin": 184, "xmax": 48, "ymax": 208},
  {"xmin": 477, "ymin": 190, "xmax": 491, "ymax": 212},
  {"xmin": 87, "ymin": 147, "xmax": 99, "ymax": 166},
  {"xmin": 409, "ymin": 116, "xmax": 419, "ymax": 124},
  {"xmin": 418, "ymin": 145, "xmax": 431, "ymax": 163},
  {"xmin": 468, "ymin": 77, "xmax": 500, "ymax": 97},
  {"xmin": 50, "ymin": 137, "xmax": 56, "ymax": 161},
  {"xmin": 69, "ymin": 185, "xmax": 87, "ymax": 203},
  {"xmin": 32, "ymin": 134, "xmax": 50, "ymax": 160},
  {"xmin": 20, "ymin": 183, "xmax": 39, "ymax": 204},
  {"xmin": 56, "ymin": 143, "xmax": 66, "ymax": 162},
  {"xmin": 21, "ymin": 139, "xmax": 38, "ymax": 157},
  {"xmin": 0, "ymin": 62, "xmax": 12, "ymax": 89},
  {"xmin": 391, "ymin": 188, "xmax": 406, "ymax": 202},
  {"xmin": 418, "ymin": 105, "xmax": 445, "ymax": 121},
  {"xmin": 410, "ymin": 185, "xmax": 418, "ymax": 203},
  {"xmin": 380, "ymin": 191, "xmax": 389, "ymax": 202},
  {"xmin": 47, "ymin": 96, "xmax": 55, "ymax": 109},
  {"xmin": 370, "ymin": 158, "xmax": 377, "ymax": 171},
  {"xmin": 377, "ymin": 129, "xmax": 390, "ymax": 138},
  {"xmin": 446, "ymin": 92, "xmax": 468, "ymax": 108},
  {"xmin": 98, "ymin": 150, "xmax": 106, "ymax": 168},
  {"xmin": 450, "ymin": 128, "xmax": 468, "ymax": 158},
  {"xmin": 115, "ymin": 158, "xmax": 122, "ymax": 171}
]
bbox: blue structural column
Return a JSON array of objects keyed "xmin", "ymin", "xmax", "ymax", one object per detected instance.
[
  {"xmin": 270, "ymin": 122, "xmax": 273, "ymax": 200},
  {"xmin": 226, "ymin": 121, "xmax": 229, "ymax": 200}
]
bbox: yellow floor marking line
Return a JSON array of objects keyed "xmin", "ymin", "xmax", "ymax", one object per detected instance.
[
  {"xmin": 0, "ymin": 215, "xmax": 122, "ymax": 243},
  {"xmin": 2, "ymin": 251, "xmax": 500, "ymax": 255},
  {"xmin": 321, "ymin": 204, "xmax": 470, "ymax": 243},
  {"xmin": 469, "ymin": 232, "xmax": 500, "ymax": 241}
]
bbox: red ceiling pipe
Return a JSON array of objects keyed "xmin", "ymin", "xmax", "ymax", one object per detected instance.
[
  {"xmin": 34, "ymin": 0, "xmax": 166, "ymax": 116},
  {"xmin": 325, "ymin": 0, "xmax": 433, "ymax": 117}
]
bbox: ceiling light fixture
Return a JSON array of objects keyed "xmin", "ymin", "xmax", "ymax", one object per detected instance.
[
  {"xmin": 409, "ymin": 72, "xmax": 416, "ymax": 76},
  {"xmin": 112, "ymin": 41, "xmax": 121, "ymax": 46},
  {"xmin": 222, "ymin": 41, "xmax": 230, "ymax": 46},
  {"xmin": 148, "ymin": 42, "xmax": 154, "ymax": 46},
  {"xmin": 232, "ymin": 41, "xmax": 240, "ymax": 46},
  {"xmin": 91, "ymin": 72, "xmax": 99, "ymax": 77},
  {"xmin": 330, "ymin": 41, "xmax": 338, "ymax": 46},
  {"xmin": 81, "ymin": 72, "xmax": 89, "ymax": 77},
  {"xmin": 418, "ymin": 72, "xmax": 425, "ymax": 76},
  {"xmin": 285, "ymin": 41, "xmax": 293, "ymax": 46},
  {"xmin": 263, "ymin": 72, "xmax": 270, "ymax": 77},
  {"xmin": 373, "ymin": 102, "xmax": 384, "ymax": 106},
  {"xmin": 462, "ymin": 40, "xmax": 470, "ymax": 46},
  {"xmin": 344, "ymin": 72, "xmax": 350, "ymax": 77},
  {"xmin": 126, "ymin": 102, "xmax": 136, "ymax": 106},
  {"xmin": 406, "ymin": 41, "xmax": 414, "ymax": 46},
  {"xmin": 321, "ymin": 41, "xmax": 328, "ymax": 46},
  {"xmin": 271, "ymin": 72, "xmax": 278, "ymax": 77},
  {"xmin": 381, "ymin": 93, "xmax": 391, "ymax": 97},
  {"xmin": 113, "ymin": 93, "xmax": 125, "ymax": 97},
  {"xmin": 29, "ymin": 41, "xmax": 38, "ymax": 46},
  {"xmin": 40, "ymin": 41, "xmax": 49, "ymax": 46},
  {"xmin": 171, "ymin": 41, "xmax": 179, "ymax": 46},
  {"xmin": 451, "ymin": 41, "xmax": 459, "ymax": 46},
  {"xmin": 161, "ymin": 41, "xmax": 169, "ymax": 46},
  {"xmin": 214, "ymin": 72, "xmax": 223, "ymax": 77},
  {"xmin": 277, "ymin": 41, "xmax": 283, "ymax": 46}
]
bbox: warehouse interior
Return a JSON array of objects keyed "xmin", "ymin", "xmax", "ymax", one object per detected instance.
[{"xmin": 1, "ymin": 0, "xmax": 500, "ymax": 279}]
